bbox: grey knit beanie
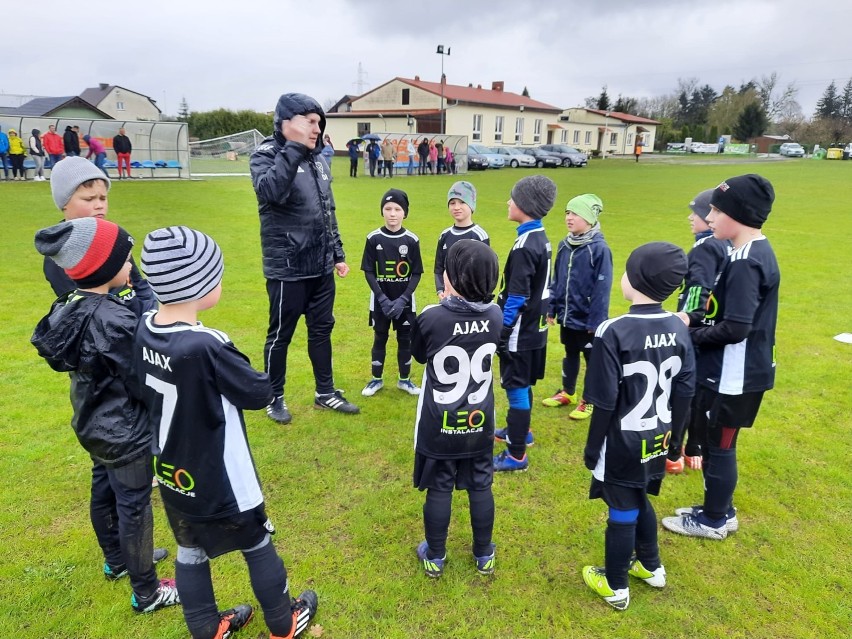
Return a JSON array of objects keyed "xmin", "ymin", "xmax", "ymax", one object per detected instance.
[
  {"xmin": 141, "ymin": 226, "xmax": 224, "ymax": 304},
  {"xmin": 447, "ymin": 181, "xmax": 477, "ymax": 212},
  {"xmin": 511, "ymin": 175, "xmax": 557, "ymax": 220},
  {"xmin": 50, "ymin": 156, "xmax": 111, "ymax": 210}
]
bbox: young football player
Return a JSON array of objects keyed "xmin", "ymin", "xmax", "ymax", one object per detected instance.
[{"xmin": 433, "ymin": 181, "xmax": 489, "ymax": 298}]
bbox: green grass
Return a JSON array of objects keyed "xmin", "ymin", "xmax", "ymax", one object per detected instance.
[{"xmin": 2, "ymin": 157, "xmax": 852, "ymax": 638}]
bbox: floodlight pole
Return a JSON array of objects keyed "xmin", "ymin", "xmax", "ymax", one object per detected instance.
[
  {"xmin": 436, "ymin": 45, "xmax": 451, "ymax": 134},
  {"xmin": 602, "ymin": 111, "xmax": 609, "ymax": 160}
]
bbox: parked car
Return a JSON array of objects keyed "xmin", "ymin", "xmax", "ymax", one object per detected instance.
[
  {"xmin": 778, "ymin": 142, "xmax": 805, "ymax": 157},
  {"xmin": 469, "ymin": 143, "xmax": 505, "ymax": 169},
  {"xmin": 519, "ymin": 147, "xmax": 561, "ymax": 168},
  {"xmin": 467, "ymin": 150, "xmax": 489, "ymax": 170},
  {"xmin": 490, "ymin": 146, "xmax": 536, "ymax": 168},
  {"xmin": 538, "ymin": 144, "xmax": 588, "ymax": 167}
]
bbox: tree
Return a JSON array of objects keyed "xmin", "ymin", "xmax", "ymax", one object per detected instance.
[
  {"xmin": 756, "ymin": 72, "xmax": 800, "ymax": 122},
  {"xmin": 596, "ymin": 86, "xmax": 611, "ymax": 111},
  {"xmin": 814, "ymin": 81, "xmax": 840, "ymax": 119},
  {"xmin": 186, "ymin": 109, "xmax": 274, "ymax": 140},
  {"xmin": 840, "ymin": 79, "xmax": 852, "ymax": 122},
  {"xmin": 612, "ymin": 94, "xmax": 638, "ymax": 115},
  {"xmin": 522, "ymin": 86, "xmax": 530, "ymax": 97},
  {"xmin": 733, "ymin": 102, "xmax": 769, "ymax": 141},
  {"xmin": 708, "ymin": 85, "xmax": 760, "ymax": 135},
  {"xmin": 177, "ymin": 97, "xmax": 189, "ymax": 122}
]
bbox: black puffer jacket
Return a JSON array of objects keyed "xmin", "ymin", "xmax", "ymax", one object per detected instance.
[
  {"xmin": 250, "ymin": 93, "xmax": 344, "ymax": 281},
  {"xmin": 31, "ymin": 291, "xmax": 151, "ymax": 468}
]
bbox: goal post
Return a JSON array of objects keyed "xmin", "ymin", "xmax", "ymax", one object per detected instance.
[{"xmin": 189, "ymin": 129, "xmax": 267, "ymax": 176}]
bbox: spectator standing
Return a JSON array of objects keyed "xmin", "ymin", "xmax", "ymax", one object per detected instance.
[
  {"xmin": 28, "ymin": 129, "xmax": 47, "ymax": 181},
  {"xmin": 320, "ymin": 134, "xmax": 334, "ymax": 167},
  {"xmin": 406, "ymin": 138, "xmax": 416, "ymax": 176},
  {"xmin": 428, "ymin": 142, "xmax": 438, "ymax": 174},
  {"xmin": 42, "ymin": 124, "xmax": 65, "ymax": 167},
  {"xmin": 381, "ymin": 139, "xmax": 396, "ymax": 178},
  {"xmin": 113, "ymin": 128, "xmax": 133, "ymax": 179},
  {"xmin": 634, "ymin": 137, "xmax": 643, "ymax": 162},
  {"xmin": 0, "ymin": 125, "xmax": 9, "ymax": 180},
  {"xmin": 250, "ymin": 92, "xmax": 359, "ymax": 425},
  {"xmin": 436, "ymin": 140, "xmax": 445, "ymax": 174},
  {"xmin": 367, "ymin": 139, "xmax": 380, "ymax": 177},
  {"xmin": 7, "ymin": 129, "xmax": 27, "ymax": 180},
  {"xmin": 83, "ymin": 135, "xmax": 108, "ymax": 176},
  {"xmin": 346, "ymin": 139, "xmax": 360, "ymax": 177},
  {"xmin": 445, "ymin": 146, "xmax": 456, "ymax": 174},
  {"xmin": 417, "ymin": 137, "xmax": 429, "ymax": 175},
  {"xmin": 64, "ymin": 125, "xmax": 81, "ymax": 156}
]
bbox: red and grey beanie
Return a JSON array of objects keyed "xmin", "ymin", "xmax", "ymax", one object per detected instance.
[
  {"xmin": 710, "ymin": 174, "xmax": 775, "ymax": 229},
  {"xmin": 34, "ymin": 217, "xmax": 133, "ymax": 288},
  {"xmin": 141, "ymin": 226, "xmax": 224, "ymax": 304}
]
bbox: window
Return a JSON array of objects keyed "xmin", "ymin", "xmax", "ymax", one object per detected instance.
[
  {"xmin": 116, "ymin": 101, "xmax": 125, "ymax": 111},
  {"xmin": 472, "ymin": 114, "xmax": 482, "ymax": 142},
  {"xmin": 357, "ymin": 123, "xmax": 371, "ymax": 137},
  {"xmin": 514, "ymin": 117, "xmax": 524, "ymax": 143},
  {"xmin": 627, "ymin": 133, "xmax": 634, "ymax": 146},
  {"xmin": 585, "ymin": 131, "xmax": 592, "ymax": 145},
  {"xmin": 573, "ymin": 130, "xmax": 580, "ymax": 144},
  {"xmin": 610, "ymin": 132, "xmax": 618, "ymax": 146},
  {"xmin": 401, "ymin": 89, "xmax": 410, "ymax": 106},
  {"xmin": 561, "ymin": 129, "xmax": 568, "ymax": 143},
  {"xmin": 533, "ymin": 119, "xmax": 542, "ymax": 143},
  {"xmin": 494, "ymin": 116, "xmax": 504, "ymax": 142}
]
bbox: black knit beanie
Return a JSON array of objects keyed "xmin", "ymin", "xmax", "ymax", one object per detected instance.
[
  {"xmin": 445, "ymin": 240, "xmax": 499, "ymax": 303},
  {"xmin": 710, "ymin": 174, "xmax": 775, "ymax": 229},
  {"xmin": 625, "ymin": 242, "xmax": 688, "ymax": 302},
  {"xmin": 380, "ymin": 188, "xmax": 410, "ymax": 218}
]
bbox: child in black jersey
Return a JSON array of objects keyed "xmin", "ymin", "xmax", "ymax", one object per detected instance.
[
  {"xmin": 434, "ymin": 181, "xmax": 490, "ymax": 298},
  {"xmin": 136, "ymin": 227, "xmax": 318, "ymax": 639},
  {"xmin": 493, "ymin": 175, "xmax": 557, "ymax": 472},
  {"xmin": 412, "ymin": 240, "xmax": 502, "ymax": 578},
  {"xmin": 32, "ymin": 218, "xmax": 179, "ymax": 615},
  {"xmin": 667, "ymin": 189, "xmax": 732, "ymax": 474},
  {"xmin": 360, "ymin": 189, "xmax": 424, "ymax": 397},
  {"xmin": 663, "ymin": 174, "xmax": 779, "ymax": 541},
  {"xmin": 581, "ymin": 242, "xmax": 694, "ymax": 610}
]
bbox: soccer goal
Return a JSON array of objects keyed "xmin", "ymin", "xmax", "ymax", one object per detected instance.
[{"xmin": 189, "ymin": 129, "xmax": 267, "ymax": 176}]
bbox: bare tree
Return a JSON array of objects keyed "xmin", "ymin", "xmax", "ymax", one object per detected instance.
[{"xmin": 757, "ymin": 72, "xmax": 800, "ymax": 122}]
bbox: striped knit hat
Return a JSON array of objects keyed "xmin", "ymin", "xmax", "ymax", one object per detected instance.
[
  {"xmin": 141, "ymin": 226, "xmax": 224, "ymax": 304},
  {"xmin": 35, "ymin": 218, "xmax": 133, "ymax": 288}
]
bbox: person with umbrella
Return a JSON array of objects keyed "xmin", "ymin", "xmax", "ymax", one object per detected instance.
[{"xmin": 346, "ymin": 138, "xmax": 361, "ymax": 178}]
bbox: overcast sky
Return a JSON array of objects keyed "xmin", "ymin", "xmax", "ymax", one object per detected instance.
[{"xmin": 2, "ymin": 0, "xmax": 850, "ymax": 118}]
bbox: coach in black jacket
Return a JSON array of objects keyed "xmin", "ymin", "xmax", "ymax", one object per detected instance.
[{"xmin": 250, "ymin": 93, "xmax": 359, "ymax": 424}]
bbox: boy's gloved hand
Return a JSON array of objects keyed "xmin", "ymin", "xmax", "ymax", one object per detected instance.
[
  {"xmin": 377, "ymin": 294, "xmax": 394, "ymax": 318},
  {"xmin": 389, "ymin": 298, "xmax": 407, "ymax": 319},
  {"xmin": 498, "ymin": 324, "xmax": 514, "ymax": 354},
  {"xmin": 584, "ymin": 446, "xmax": 600, "ymax": 470}
]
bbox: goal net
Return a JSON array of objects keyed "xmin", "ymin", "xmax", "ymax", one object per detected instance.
[{"xmin": 189, "ymin": 129, "xmax": 267, "ymax": 176}]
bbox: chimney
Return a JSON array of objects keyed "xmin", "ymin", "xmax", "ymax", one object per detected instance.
[
  {"xmin": 477, "ymin": 84, "xmax": 482, "ymax": 90},
  {"xmin": 99, "ymin": 83, "xmax": 109, "ymax": 90},
  {"xmin": 414, "ymin": 75, "xmax": 420, "ymax": 81},
  {"xmin": 491, "ymin": 81, "xmax": 504, "ymax": 92},
  {"xmin": 468, "ymin": 83, "xmax": 473, "ymax": 87}
]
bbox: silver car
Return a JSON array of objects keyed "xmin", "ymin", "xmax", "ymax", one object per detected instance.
[
  {"xmin": 469, "ymin": 143, "xmax": 506, "ymax": 169},
  {"xmin": 490, "ymin": 147, "xmax": 536, "ymax": 168},
  {"xmin": 779, "ymin": 143, "xmax": 805, "ymax": 157}
]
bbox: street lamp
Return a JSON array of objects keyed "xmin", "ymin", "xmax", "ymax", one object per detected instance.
[
  {"xmin": 602, "ymin": 111, "xmax": 609, "ymax": 160},
  {"xmin": 436, "ymin": 44, "xmax": 451, "ymax": 134}
]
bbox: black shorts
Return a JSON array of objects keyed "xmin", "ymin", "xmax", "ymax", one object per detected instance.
[
  {"xmin": 369, "ymin": 308, "xmax": 415, "ymax": 332},
  {"xmin": 163, "ymin": 502, "xmax": 273, "ymax": 559},
  {"xmin": 589, "ymin": 478, "xmax": 661, "ymax": 510},
  {"xmin": 697, "ymin": 386, "xmax": 765, "ymax": 429},
  {"xmin": 413, "ymin": 451, "xmax": 493, "ymax": 492},
  {"xmin": 499, "ymin": 347, "xmax": 546, "ymax": 389}
]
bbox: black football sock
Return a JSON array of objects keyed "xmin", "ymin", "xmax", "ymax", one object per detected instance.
[
  {"xmin": 175, "ymin": 557, "xmax": 219, "ymax": 639},
  {"xmin": 604, "ymin": 520, "xmax": 635, "ymax": 590},
  {"xmin": 562, "ymin": 353, "xmax": 580, "ymax": 395},
  {"xmin": 506, "ymin": 408, "xmax": 530, "ymax": 459},
  {"xmin": 397, "ymin": 326, "xmax": 412, "ymax": 380},
  {"xmin": 423, "ymin": 489, "xmax": 452, "ymax": 558},
  {"xmin": 243, "ymin": 538, "xmax": 292, "ymax": 638},
  {"xmin": 634, "ymin": 498, "xmax": 661, "ymax": 572},
  {"xmin": 702, "ymin": 446, "xmax": 737, "ymax": 524},
  {"xmin": 371, "ymin": 329, "xmax": 389, "ymax": 379},
  {"xmin": 468, "ymin": 488, "xmax": 495, "ymax": 557}
]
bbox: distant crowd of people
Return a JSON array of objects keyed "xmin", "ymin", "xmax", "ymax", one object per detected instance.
[{"xmin": 340, "ymin": 136, "xmax": 456, "ymax": 178}]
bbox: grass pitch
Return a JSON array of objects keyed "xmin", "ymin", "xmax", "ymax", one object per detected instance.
[{"xmin": 1, "ymin": 156, "xmax": 851, "ymax": 638}]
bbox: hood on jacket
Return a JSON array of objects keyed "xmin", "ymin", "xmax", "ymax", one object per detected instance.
[
  {"xmin": 31, "ymin": 293, "xmax": 91, "ymax": 372},
  {"xmin": 65, "ymin": 125, "xmax": 73, "ymax": 132},
  {"xmin": 272, "ymin": 93, "xmax": 326, "ymax": 150},
  {"xmin": 32, "ymin": 128, "xmax": 41, "ymax": 137}
]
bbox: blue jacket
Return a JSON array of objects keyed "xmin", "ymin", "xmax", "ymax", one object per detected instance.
[
  {"xmin": 548, "ymin": 231, "xmax": 612, "ymax": 331},
  {"xmin": 0, "ymin": 131, "xmax": 8, "ymax": 153}
]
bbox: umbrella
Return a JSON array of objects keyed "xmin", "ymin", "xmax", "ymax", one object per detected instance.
[
  {"xmin": 362, "ymin": 133, "xmax": 381, "ymax": 141},
  {"xmin": 347, "ymin": 137, "xmax": 364, "ymax": 145}
]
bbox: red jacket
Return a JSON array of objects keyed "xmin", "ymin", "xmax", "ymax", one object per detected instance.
[{"xmin": 42, "ymin": 131, "xmax": 64, "ymax": 155}]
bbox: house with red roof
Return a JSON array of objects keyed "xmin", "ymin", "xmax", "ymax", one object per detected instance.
[{"xmin": 560, "ymin": 108, "xmax": 661, "ymax": 156}]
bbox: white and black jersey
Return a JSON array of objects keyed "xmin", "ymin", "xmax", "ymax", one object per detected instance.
[
  {"xmin": 361, "ymin": 227, "xmax": 423, "ymax": 302},
  {"xmin": 694, "ymin": 237, "xmax": 779, "ymax": 394},
  {"xmin": 584, "ymin": 305, "xmax": 696, "ymax": 488},
  {"xmin": 135, "ymin": 312, "xmax": 273, "ymax": 522},
  {"xmin": 433, "ymin": 224, "xmax": 490, "ymax": 292},
  {"xmin": 412, "ymin": 299, "xmax": 503, "ymax": 460},
  {"xmin": 497, "ymin": 227, "xmax": 551, "ymax": 351},
  {"xmin": 677, "ymin": 231, "xmax": 731, "ymax": 315}
]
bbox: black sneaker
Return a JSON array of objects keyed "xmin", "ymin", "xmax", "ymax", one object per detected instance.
[
  {"xmin": 289, "ymin": 590, "xmax": 318, "ymax": 638},
  {"xmin": 214, "ymin": 604, "xmax": 253, "ymax": 638},
  {"xmin": 267, "ymin": 395, "xmax": 292, "ymax": 424},
  {"xmin": 314, "ymin": 391, "xmax": 360, "ymax": 414},
  {"xmin": 104, "ymin": 547, "xmax": 169, "ymax": 581}
]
